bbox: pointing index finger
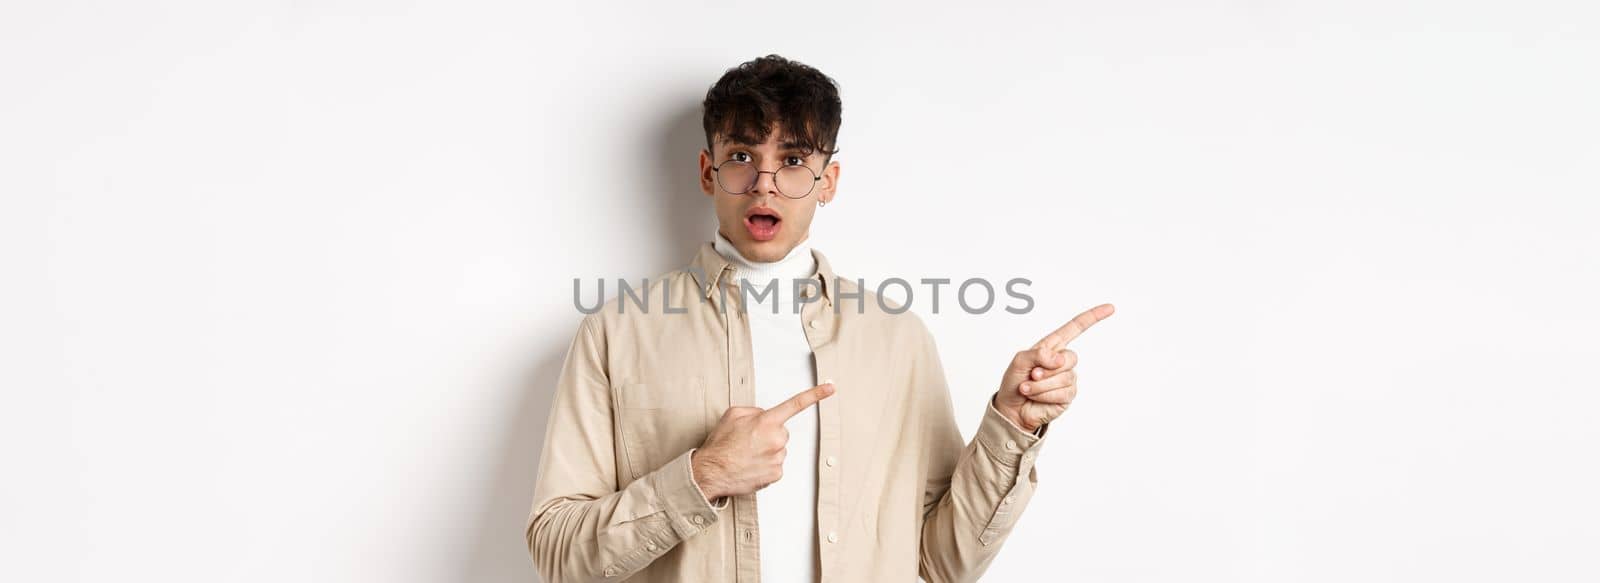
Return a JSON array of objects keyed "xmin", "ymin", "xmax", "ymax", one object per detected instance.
[
  {"xmin": 1035, "ymin": 303, "xmax": 1116, "ymax": 350},
  {"xmin": 761, "ymin": 383, "xmax": 836, "ymax": 423}
]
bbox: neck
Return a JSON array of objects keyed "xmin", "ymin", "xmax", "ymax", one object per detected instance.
[{"xmin": 713, "ymin": 232, "xmax": 817, "ymax": 287}]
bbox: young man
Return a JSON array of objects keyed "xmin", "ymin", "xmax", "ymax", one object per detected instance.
[{"xmin": 526, "ymin": 54, "xmax": 1113, "ymax": 583}]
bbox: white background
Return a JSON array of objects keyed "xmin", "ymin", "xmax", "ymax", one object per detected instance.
[{"xmin": 3, "ymin": 1, "xmax": 1597, "ymax": 581}]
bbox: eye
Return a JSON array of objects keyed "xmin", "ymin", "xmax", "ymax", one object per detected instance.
[
  {"xmin": 785, "ymin": 155, "xmax": 806, "ymax": 166},
  {"xmin": 729, "ymin": 152, "xmax": 752, "ymax": 163}
]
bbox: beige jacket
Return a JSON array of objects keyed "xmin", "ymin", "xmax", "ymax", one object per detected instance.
[{"xmin": 525, "ymin": 243, "xmax": 1051, "ymax": 582}]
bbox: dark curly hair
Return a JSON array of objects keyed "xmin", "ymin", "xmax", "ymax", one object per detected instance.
[{"xmin": 701, "ymin": 54, "xmax": 842, "ymax": 164}]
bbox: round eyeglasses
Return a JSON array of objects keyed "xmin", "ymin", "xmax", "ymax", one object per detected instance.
[{"xmin": 710, "ymin": 160, "xmax": 821, "ymax": 199}]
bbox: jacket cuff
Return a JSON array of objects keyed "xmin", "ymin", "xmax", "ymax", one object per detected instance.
[
  {"xmin": 651, "ymin": 448, "xmax": 723, "ymax": 540},
  {"xmin": 977, "ymin": 393, "xmax": 1048, "ymax": 468},
  {"xmin": 975, "ymin": 394, "xmax": 1049, "ymax": 546}
]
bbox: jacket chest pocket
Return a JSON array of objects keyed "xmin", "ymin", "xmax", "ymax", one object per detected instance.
[{"xmin": 616, "ymin": 378, "xmax": 709, "ymax": 481}]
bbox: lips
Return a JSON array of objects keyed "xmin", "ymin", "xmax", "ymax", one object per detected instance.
[{"xmin": 744, "ymin": 206, "xmax": 782, "ymax": 242}]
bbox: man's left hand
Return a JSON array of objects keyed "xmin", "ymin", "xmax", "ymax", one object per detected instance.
[{"xmin": 994, "ymin": 303, "xmax": 1116, "ymax": 432}]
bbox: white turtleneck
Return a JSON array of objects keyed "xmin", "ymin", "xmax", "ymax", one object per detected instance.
[{"xmin": 712, "ymin": 231, "xmax": 819, "ymax": 583}]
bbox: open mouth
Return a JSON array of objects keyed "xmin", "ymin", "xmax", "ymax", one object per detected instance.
[{"xmin": 744, "ymin": 208, "xmax": 782, "ymax": 242}]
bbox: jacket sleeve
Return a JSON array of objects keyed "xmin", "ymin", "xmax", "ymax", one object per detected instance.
[
  {"xmin": 525, "ymin": 314, "xmax": 730, "ymax": 582},
  {"xmin": 914, "ymin": 322, "xmax": 1052, "ymax": 583}
]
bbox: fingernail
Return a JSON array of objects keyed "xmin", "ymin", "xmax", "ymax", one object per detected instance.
[{"xmin": 1020, "ymin": 383, "xmax": 1031, "ymax": 395}]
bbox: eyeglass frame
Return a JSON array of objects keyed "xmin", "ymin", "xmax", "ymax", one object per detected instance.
[{"xmin": 709, "ymin": 157, "xmax": 825, "ymax": 199}]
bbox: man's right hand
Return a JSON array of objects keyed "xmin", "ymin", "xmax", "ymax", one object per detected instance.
[{"xmin": 690, "ymin": 383, "xmax": 836, "ymax": 501}]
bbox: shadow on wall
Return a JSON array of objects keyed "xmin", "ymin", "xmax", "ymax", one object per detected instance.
[
  {"xmin": 646, "ymin": 102, "xmax": 721, "ymax": 272},
  {"xmin": 459, "ymin": 100, "xmax": 715, "ymax": 582}
]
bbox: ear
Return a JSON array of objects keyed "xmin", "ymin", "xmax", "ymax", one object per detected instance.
[
  {"xmin": 817, "ymin": 158, "xmax": 841, "ymax": 205},
  {"xmin": 699, "ymin": 148, "xmax": 716, "ymax": 197}
]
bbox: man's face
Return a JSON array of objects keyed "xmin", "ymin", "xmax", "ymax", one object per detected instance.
[{"xmin": 699, "ymin": 125, "xmax": 840, "ymax": 263}]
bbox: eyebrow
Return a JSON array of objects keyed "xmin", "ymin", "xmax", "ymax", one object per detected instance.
[{"xmin": 721, "ymin": 137, "xmax": 811, "ymax": 152}]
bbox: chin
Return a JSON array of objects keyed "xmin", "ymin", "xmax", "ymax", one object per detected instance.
[{"xmin": 739, "ymin": 239, "xmax": 793, "ymax": 262}]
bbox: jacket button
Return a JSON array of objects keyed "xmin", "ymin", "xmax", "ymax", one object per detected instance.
[
  {"xmin": 827, "ymin": 531, "xmax": 839, "ymax": 543},
  {"xmin": 646, "ymin": 540, "xmax": 658, "ymax": 551},
  {"xmin": 825, "ymin": 455, "xmax": 836, "ymax": 467},
  {"xmin": 603, "ymin": 567, "xmax": 618, "ymax": 577},
  {"xmin": 809, "ymin": 320, "xmax": 820, "ymax": 329}
]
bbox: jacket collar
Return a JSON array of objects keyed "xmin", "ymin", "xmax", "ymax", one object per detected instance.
[{"xmin": 687, "ymin": 241, "xmax": 838, "ymax": 304}]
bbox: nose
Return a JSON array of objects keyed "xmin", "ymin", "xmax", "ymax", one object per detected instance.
[{"xmin": 752, "ymin": 167, "xmax": 781, "ymax": 197}]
